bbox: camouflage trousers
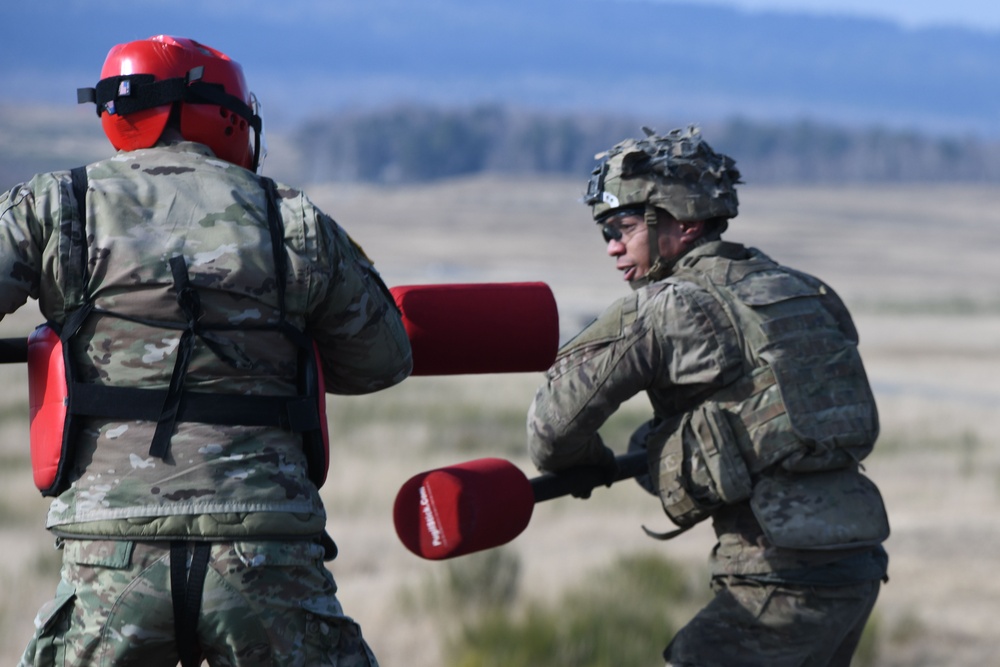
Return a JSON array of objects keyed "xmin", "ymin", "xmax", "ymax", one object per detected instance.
[
  {"xmin": 19, "ymin": 539, "xmax": 378, "ymax": 667},
  {"xmin": 664, "ymin": 576, "xmax": 880, "ymax": 667}
]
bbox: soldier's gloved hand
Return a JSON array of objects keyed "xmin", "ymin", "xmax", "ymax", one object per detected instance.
[
  {"xmin": 597, "ymin": 444, "xmax": 619, "ymax": 488},
  {"xmin": 628, "ymin": 419, "xmax": 660, "ymax": 496},
  {"xmin": 569, "ymin": 446, "xmax": 619, "ymax": 499}
]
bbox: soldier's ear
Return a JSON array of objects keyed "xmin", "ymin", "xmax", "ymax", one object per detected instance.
[{"xmin": 687, "ymin": 220, "xmax": 709, "ymax": 238}]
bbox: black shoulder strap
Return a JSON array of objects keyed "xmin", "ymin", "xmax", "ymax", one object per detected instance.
[
  {"xmin": 260, "ymin": 178, "xmax": 327, "ymax": 487},
  {"xmin": 66, "ymin": 166, "xmax": 91, "ymax": 311},
  {"xmin": 261, "ymin": 177, "xmax": 289, "ymax": 319},
  {"xmin": 38, "ymin": 167, "xmax": 94, "ymax": 497},
  {"xmin": 147, "ymin": 256, "xmax": 200, "ymax": 459},
  {"xmin": 261, "ymin": 177, "xmax": 311, "ymax": 350}
]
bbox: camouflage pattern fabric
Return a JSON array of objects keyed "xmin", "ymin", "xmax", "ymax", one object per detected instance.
[
  {"xmin": 1, "ymin": 140, "xmax": 409, "ymax": 663},
  {"xmin": 19, "ymin": 539, "xmax": 378, "ymax": 666},
  {"xmin": 0, "ymin": 141, "xmax": 412, "ymax": 538},
  {"xmin": 642, "ymin": 242, "xmax": 889, "ymax": 548},
  {"xmin": 528, "ymin": 238, "xmax": 887, "ymax": 663},
  {"xmin": 663, "ymin": 576, "xmax": 880, "ymax": 667},
  {"xmin": 528, "ymin": 239, "xmax": 887, "ymax": 577}
]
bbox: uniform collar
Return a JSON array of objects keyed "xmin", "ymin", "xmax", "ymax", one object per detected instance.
[
  {"xmin": 637, "ymin": 240, "xmax": 749, "ymax": 288},
  {"xmin": 150, "ymin": 139, "xmax": 217, "ymax": 158}
]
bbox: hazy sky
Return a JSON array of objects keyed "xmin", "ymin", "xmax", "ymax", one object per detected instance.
[
  {"xmin": 656, "ymin": 0, "xmax": 1000, "ymax": 30},
  {"xmin": 3, "ymin": 0, "xmax": 996, "ymax": 136}
]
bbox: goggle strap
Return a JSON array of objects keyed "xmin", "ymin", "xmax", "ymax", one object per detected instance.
[{"xmin": 78, "ymin": 71, "xmax": 260, "ymax": 132}]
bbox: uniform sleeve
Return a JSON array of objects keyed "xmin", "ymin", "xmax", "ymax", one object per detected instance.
[
  {"xmin": 527, "ymin": 293, "xmax": 659, "ymax": 473},
  {"xmin": 0, "ymin": 176, "xmax": 58, "ymax": 318},
  {"xmin": 306, "ymin": 210, "xmax": 412, "ymax": 395},
  {"xmin": 527, "ymin": 283, "xmax": 739, "ymax": 473}
]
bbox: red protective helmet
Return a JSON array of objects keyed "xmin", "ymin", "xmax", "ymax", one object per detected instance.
[{"xmin": 78, "ymin": 35, "xmax": 264, "ymax": 171}]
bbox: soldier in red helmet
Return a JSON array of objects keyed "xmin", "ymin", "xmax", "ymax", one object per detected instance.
[{"xmin": 3, "ymin": 36, "xmax": 411, "ymax": 666}]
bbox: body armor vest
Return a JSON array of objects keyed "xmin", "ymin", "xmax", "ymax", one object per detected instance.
[
  {"xmin": 649, "ymin": 245, "xmax": 888, "ymax": 550},
  {"xmin": 28, "ymin": 166, "xmax": 329, "ymax": 497},
  {"xmin": 682, "ymin": 248, "xmax": 879, "ymax": 472}
]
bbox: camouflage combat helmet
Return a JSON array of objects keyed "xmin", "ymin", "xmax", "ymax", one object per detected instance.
[
  {"xmin": 585, "ymin": 126, "xmax": 741, "ymax": 285},
  {"xmin": 585, "ymin": 125, "xmax": 741, "ymax": 222}
]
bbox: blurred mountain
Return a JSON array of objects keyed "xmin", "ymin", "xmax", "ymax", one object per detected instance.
[{"xmin": 1, "ymin": 0, "xmax": 997, "ymax": 138}]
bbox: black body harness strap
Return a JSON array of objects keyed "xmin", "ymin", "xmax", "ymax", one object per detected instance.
[{"xmin": 170, "ymin": 541, "xmax": 212, "ymax": 667}]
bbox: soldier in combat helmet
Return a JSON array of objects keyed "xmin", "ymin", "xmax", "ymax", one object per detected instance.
[
  {"xmin": 527, "ymin": 126, "xmax": 889, "ymax": 666},
  {"xmin": 2, "ymin": 36, "xmax": 411, "ymax": 666}
]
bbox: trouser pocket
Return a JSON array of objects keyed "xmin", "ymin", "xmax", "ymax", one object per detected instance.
[{"xmin": 20, "ymin": 579, "xmax": 76, "ymax": 667}]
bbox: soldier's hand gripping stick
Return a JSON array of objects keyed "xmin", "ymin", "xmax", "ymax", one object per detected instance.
[{"xmin": 393, "ymin": 450, "xmax": 648, "ymax": 560}]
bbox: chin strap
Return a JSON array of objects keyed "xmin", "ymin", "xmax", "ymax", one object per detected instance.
[
  {"xmin": 640, "ymin": 204, "xmax": 678, "ymax": 287},
  {"xmin": 638, "ymin": 207, "xmax": 725, "ymax": 288}
]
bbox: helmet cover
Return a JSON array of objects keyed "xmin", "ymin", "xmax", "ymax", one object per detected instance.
[{"xmin": 585, "ymin": 126, "xmax": 741, "ymax": 222}]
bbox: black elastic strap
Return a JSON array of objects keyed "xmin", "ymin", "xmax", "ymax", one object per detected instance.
[
  {"xmin": 261, "ymin": 178, "xmax": 313, "ymax": 350},
  {"xmin": 149, "ymin": 257, "xmax": 200, "ymax": 459},
  {"xmin": 261, "ymin": 178, "xmax": 288, "ymax": 318},
  {"xmin": 641, "ymin": 523, "xmax": 694, "ymax": 541},
  {"xmin": 261, "ymin": 177, "xmax": 329, "ymax": 488},
  {"xmin": 81, "ymin": 71, "xmax": 259, "ymax": 132},
  {"xmin": 78, "ymin": 69, "xmax": 263, "ymax": 170},
  {"xmin": 170, "ymin": 541, "xmax": 211, "ymax": 667},
  {"xmin": 68, "ymin": 166, "xmax": 90, "ymax": 301},
  {"xmin": 70, "ymin": 384, "xmax": 320, "ymax": 431}
]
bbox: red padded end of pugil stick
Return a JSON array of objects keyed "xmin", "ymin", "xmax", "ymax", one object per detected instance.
[
  {"xmin": 393, "ymin": 458, "xmax": 535, "ymax": 560},
  {"xmin": 390, "ymin": 282, "xmax": 559, "ymax": 375}
]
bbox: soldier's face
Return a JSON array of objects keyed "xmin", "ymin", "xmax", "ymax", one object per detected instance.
[
  {"xmin": 603, "ymin": 212, "xmax": 650, "ymax": 282},
  {"xmin": 603, "ymin": 211, "xmax": 701, "ymax": 282}
]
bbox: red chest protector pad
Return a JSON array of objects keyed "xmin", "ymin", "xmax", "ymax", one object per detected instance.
[{"xmin": 27, "ymin": 325, "xmax": 68, "ymax": 494}]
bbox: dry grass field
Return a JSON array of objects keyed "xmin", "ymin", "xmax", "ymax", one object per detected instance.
[{"xmin": 1, "ymin": 176, "xmax": 999, "ymax": 665}]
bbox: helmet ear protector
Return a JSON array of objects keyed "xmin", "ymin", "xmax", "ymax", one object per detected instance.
[{"xmin": 78, "ymin": 36, "xmax": 265, "ymax": 172}]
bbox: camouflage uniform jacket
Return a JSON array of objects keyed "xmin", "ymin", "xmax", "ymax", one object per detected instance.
[
  {"xmin": 528, "ymin": 240, "xmax": 887, "ymax": 580},
  {"xmin": 0, "ymin": 141, "xmax": 412, "ymax": 540}
]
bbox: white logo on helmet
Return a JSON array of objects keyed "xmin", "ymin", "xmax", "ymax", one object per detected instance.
[{"xmin": 602, "ymin": 192, "xmax": 620, "ymax": 207}]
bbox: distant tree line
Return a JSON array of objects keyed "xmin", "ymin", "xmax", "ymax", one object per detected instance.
[
  {"xmin": 293, "ymin": 106, "xmax": 635, "ymax": 184},
  {"xmin": 2, "ymin": 103, "xmax": 999, "ymax": 187},
  {"xmin": 292, "ymin": 104, "xmax": 1000, "ymax": 185},
  {"xmin": 714, "ymin": 118, "xmax": 1000, "ymax": 184}
]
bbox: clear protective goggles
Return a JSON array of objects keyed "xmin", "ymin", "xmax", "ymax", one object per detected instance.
[{"xmin": 598, "ymin": 207, "xmax": 645, "ymax": 243}]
